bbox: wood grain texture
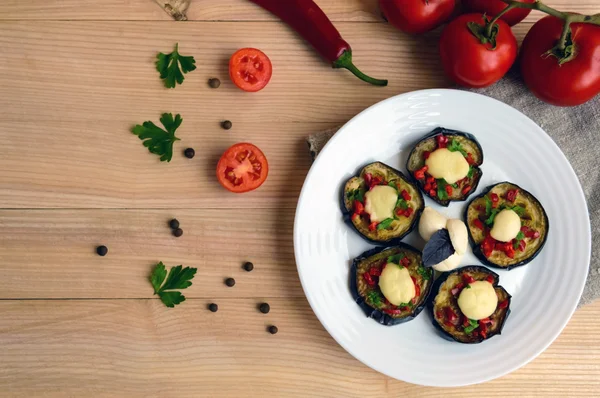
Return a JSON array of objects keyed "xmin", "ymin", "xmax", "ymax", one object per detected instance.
[
  {"xmin": 0, "ymin": 299, "xmax": 599, "ymax": 397},
  {"xmin": 0, "ymin": 209, "xmax": 301, "ymax": 299},
  {"xmin": 0, "ymin": 0, "xmax": 597, "ymax": 21},
  {"xmin": 1, "ymin": 0, "xmax": 599, "ymax": 395}
]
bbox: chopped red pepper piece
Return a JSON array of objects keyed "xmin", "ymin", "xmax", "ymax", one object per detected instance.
[
  {"xmin": 463, "ymin": 273, "xmax": 475, "ymax": 284},
  {"xmin": 364, "ymin": 173, "xmax": 372, "ymax": 185},
  {"xmin": 401, "ymin": 257, "xmax": 411, "ymax": 267},
  {"xmin": 445, "ymin": 306, "xmax": 458, "ymax": 324},
  {"xmin": 506, "ymin": 189, "xmax": 519, "ymax": 202},
  {"xmin": 436, "ymin": 311, "xmax": 444, "ymax": 320},
  {"xmin": 473, "ymin": 219, "xmax": 485, "ymax": 231},
  {"xmin": 504, "ymin": 245, "xmax": 515, "ymax": 258},
  {"xmin": 401, "ymin": 190, "xmax": 411, "ymax": 201},
  {"xmin": 498, "ymin": 299, "xmax": 509, "ymax": 309},
  {"xmin": 485, "ymin": 275, "xmax": 495, "ymax": 284},
  {"xmin": 384, "ymin": 308, "xmax": 403, "ymax": 315},
  {"xmin": 436, "ymin": 134, "xmax": 448, "ymax": 148},
  {"xmin": 518, "ymin": 239, "xmax": 527, "ymax": 252},
  {"xmin": 461, "ymin": 185, "xmax": 472, "ymax": 196},
  {"xmin": 351, "ymin": 213, "xmax": 360, "ymax": 222},
  {"xmin": 490, "ymin": 193, "xmax": 499, "ymax": 208},
  {"xmin": 532, "ymin": 231, "xmax": 540, "ymax": 239},
  {"xmin": 466, "ymin": 152, "xmax": 475, "ymax": 165},
  {"xmin": 479, "ymin": 317, "xmax": 493, "ymax": 324},
  {"xmin": 403, "ymin": 207, "xmax": 414, "ymax": 218},
  {"xmin": 426, "ymin": 176, "xmax": 435, "ymax": 184},
  {"xmin": 369, "ymin": 266, "xmax": 382, "ymax": 276},
  {"xmin": 363, "ymin": 272, "xmax": 375, "ymax": 286},
  {"xmin": 414, "ymin": 165, "xmax": 428, "ymax": 180},
  {"xmin": 475, "ymin": 204, "xmax": 484, "ymax": 212},
  {"xmin": 462, "ymin": 316, "xmax": 470, "ymax": 327},
  {"xmin": 423, "ymin": 151, "xmax": 431, "ymax": 160},
  {"xmin": 368, "ymin": 222, "xmax": 378, "ymax": 232},
  {"xmin": 481, "ymin": 235, "xmax": 496, "ymax": 258},
  {"xmin": 445, "ymin": 184, "xmax": 453, "ymax": 196},
  {"xmin": 424, "ymin": 182, "xmax": 432, "ymax": 191},
  {"xmin": 429, "ymin": 189, "xmax": 437, "ymax": 197},
  {"xmin": 353, "ymin": 200, "xmax": 364, "ymax": 214}
]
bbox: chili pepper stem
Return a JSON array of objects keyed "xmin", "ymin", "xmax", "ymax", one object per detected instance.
[{"xmin": 333, "ymin": 50, "xmax": 388, "ymax": 87}]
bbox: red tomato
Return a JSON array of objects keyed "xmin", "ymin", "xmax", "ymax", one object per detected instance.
[
  {"xmin": 380, "ymin": 0, "xmax": 456, "ymax": 34},
  {"xmin": 462, "ymin": 0, "xmax": 535, "ymax": 26},
  {"xmin": 216, "ymin": 143, "xmax": 268, "ymax": 193},
  {"xmin": 229, "ymin": 48, "xmax": 273, "ymax": 92},
  {"xmin": 521, "ymin": 16, "xmax": 600, "ymax": 107},
  {"xmin": 439, "ymin": 14, "xmax": 517, "ymax": 88}
]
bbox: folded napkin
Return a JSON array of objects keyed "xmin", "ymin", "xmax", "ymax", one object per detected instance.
[{"xmin": 307, "ymin": 70, "xmax": 599, "ymax": 306}]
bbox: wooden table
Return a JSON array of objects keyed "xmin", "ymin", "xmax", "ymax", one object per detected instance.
[{"xmin": 1, "ymin": 1, "xmax": 598, "ymax": 396}]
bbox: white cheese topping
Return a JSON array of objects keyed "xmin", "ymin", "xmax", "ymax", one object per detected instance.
[
  {"xmin": 379, "ymin": 264, "xmax": 415, "ymax": 305},
  {"xmin": 446, "ymin": 218, "xmax": 468, "ymax": 255},
  {"xmin": 432, "ymin": 252, "xmax": 463, "ymax": 272},
  {"xmin": 490, "ymin": 209, "xmax": 521, "ymax": 242},
  {"xmin": 457, "ymin": 281, "xmax": 498, "ymax": 320},
  {"xmin": 364, "ymin": 185, "xmax": 398, "ymax": 223},
  {"xmin": 424, "ymin": 148, "xmax": 470, "ymax": 184},
  {"xmin": 418, "ymin": 207, "xmax": 448, "ymax": 241}
]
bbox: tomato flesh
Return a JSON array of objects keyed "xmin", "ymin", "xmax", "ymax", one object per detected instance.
[
  {"xmin": 229, "ymin": 48, "xmax": 273, "ymax": 92},
  {"xmin": 217, "ymin": 143, "xmax": 268, "ymax": 193}
]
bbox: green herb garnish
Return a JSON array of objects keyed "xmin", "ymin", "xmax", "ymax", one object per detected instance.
[
  {"xmin": 132, "ymin": 113, "xmax": 182, "ymax": 162},
  {"xmin": 156, "ymin": 43, "xmax": 197, "ymax": 88},
  {"xmin": 511, "ymin": 205, "xmax": 525, "ymax": 216},
  {"xmin": 465, "ymin": 284, "xmax": 472, "ymax": 289},
  {"xmin": 447, "ymin": 139, "xmax": 467, "ymax": 156},
  {"xmin": 377, "ymin": 218, "xmax": 394, "ymax": 230},
  {"xmin": 513, "ymin": 231, "xmax": 526, "ymax": 249},
  {"xmin": 437, "ymin": 179, "xmax": 448, "ymax": 201},
  {"xmin": 417, "ymin": 266, "xmax": 432, "ymax": 280},
  {"xmin": 387, "ymin": 253, "xmax": 405, "ymax": 265},
  {"xmin": 467, "ymin": 166, "xmax": 474, "ymax": 179},
  {"xmin": 347, "ymin": 189, "xmax": 365, "ymax": 203},
  {"xmin": 484, "ymin": 195, "xmax": 493, "ymax": 216},
  {"xmin": 367, "ymin": 291, "xmax": 383, "ymax": 307},
  {"xmin": 398, "ymin": 302, "xmax": 412, "ymax": 308},
  {"xmin": 150, "ymin": 262, "xmax": 197, "ymax": 307},
  {"xmin": 396, "ymin": 197, "xmax": 408, "ymax": 210},
  {"xmin": 485, "ymin": 209, "xmax": 500, "ymax": 226},
  {"xmin": 388, "ymin": 180, "xmax": 398, "ymax": 190},
  {"xmin": 464, "ymin": 319, "xmax": 479, "ymax": 334}
]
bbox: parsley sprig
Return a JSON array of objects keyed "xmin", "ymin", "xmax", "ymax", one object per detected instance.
[
  {"xmin": 156, "ymin": 43, "xmax": 197, "ymax": 88},
  {"xmin": 464, "ymin": 319, "xmax": 479, "ymax": 334},
  {"xmin": 150, "ymin": 262, "xmax": 197, "ymax": 308},
  {"xmin": 132, "ymin": 113, "xmax": 182, "ymax": 162}
]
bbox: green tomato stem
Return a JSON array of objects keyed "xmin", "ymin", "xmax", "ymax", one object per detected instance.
[{"xmin": 485, "ymin": 3, "xmax": 519, "ymax": 37}]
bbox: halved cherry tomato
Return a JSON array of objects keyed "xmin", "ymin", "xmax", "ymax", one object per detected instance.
[
  {"xmin": 216, "ymin": 143, "xmax": 268, "ymax": 193},
  {"xmin": 229, "ymin": 48, "xmax": 273, "ymax": 92}
]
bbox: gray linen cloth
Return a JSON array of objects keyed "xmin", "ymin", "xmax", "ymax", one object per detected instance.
[{"xmin": 307, "ymin": 71, "xmax": 599, "ymax": 306}]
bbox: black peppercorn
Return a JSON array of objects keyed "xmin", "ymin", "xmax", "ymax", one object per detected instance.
[
  {"xmin": 184, "ymin": 148, "xmax": 195, "ymax": 159},
  {"xmin": 225, "ymin": 277, "xmax": 235, "ymax": 287},
  {"xmin": 208, "ymin": 303, "xmax": 218, "ymax": 312},
  {"xmin": 259, "ymin": 303, "xmax": 270, "ymax": 314},
  {"xmin": 221, "ymin": 120, "xmax": 232, "ymax": 130},
  {"xmin": 208, "ymin": 78, "xmax": 221, "ymax": 88},
  {"xmin": 173, "ymin": 228, "xmax": 184, "ymax": 237},
  {"xmin": 96, "ymin": 245, "xmax": 108, "ymax": 256},
  {"xmin": 243, "ymin": 262, "xmax": 254, "ymax": 272},
  {"xmin": 169, "ymin": 219, "xmax": 180, "ymax": 229},
  {"xmin": 268, "ymin": 325, "xmax": 278, "ymax": 334}
]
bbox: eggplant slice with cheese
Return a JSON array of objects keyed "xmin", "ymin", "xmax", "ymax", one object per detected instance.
[
  {"xmin": 430, "ymin": 266, "xmax": 511, "ymax": 344},
  {"xmin": 351, "ymin": 244, "xmax": 433, "ymax": 325},
  {"xmin": 406, "ymin": 127, "xmax": 483, "ymax": 206},
  {"xmin": 465, "ymin": 182, "xmax": 549, "ymax": 270},
  {"xmin": 342, "ymin": 162, "xmax": 424, "ymax": 245}
]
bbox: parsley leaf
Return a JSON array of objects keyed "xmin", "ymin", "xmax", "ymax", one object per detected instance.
[
  {"xmin": 418, "ymin": 266, "xmax": 432, "ymax": 280},
  {"xmin": 464, "ymin": 319, "xmax": 479, "ymax": 334},
  {"xmin": 511, "ymin": 205, "xmax": 525, "ymax": 216},
  {"xmin": 156, "ymin": 43, "xmax": 197, "ymax": 88},
  {"xmin": 396, "ymin": 197, "xmax": 408, "ymax": 210},
  {"xmin": 513, "ymin": 231, "xmax": 526, "ymax": 249},
  {"xmin": 377, "ymin": 218, "xmax": 394, "ymax": 230},
  {"xmin": 447, "ymin": 139, "xmax": 467, "ymax": 156},
  {"xmin": 367, "ymin": 291, "xmax": 383, "ymax": 307},
  {"xmin": 484, "ymin": 195, "xmax": 493, "ymax": 216},
  {"xmin": 485, "ymin": 208, "xmax": 500, "ymax": 226},
  {"xmin": 347, "ymin": 189, "xmax": 365, "ymax": 203},
  {"xmin": 387, "ymin": 253, "xmax": 404, "ymax": 264},
  {"xmin": 132, "ymin": 113, "xmax": 182, "ymax": 162},
  {"xmin": 399, "ymin": 302, "xmax": 412, "ymax": 308},
  {"xmin": 437, "ymin": 179, "xmax": 448, "ymax": 201},
  {"xmin": 388, "ymin": 180, "xmax": 398, "ymax": 190},
  {"xmin": 467, "ymin": 166, "xmax": 474, "ymax": 179},
  {"xmin": 150, "ymin": 262, "xmax": 197, "ymax": 308}
]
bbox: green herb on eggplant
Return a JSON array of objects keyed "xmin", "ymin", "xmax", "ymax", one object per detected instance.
[
  {"xmin": 464, "ymin": 319, "xmax": 479, "ymax": 334},
  {"xmin": 418, "ymin": 266, "xmax": 432, "ymax": 280},
  {"xmin": 377, "ymin": 218, "xmax": 394, "ymax": 230},
  {"xmin": 387, "ymin": 253, "xmax": 405, "ymax": 264},
  {"xmin": 447, "ymin": 139, "xmax": 468, "ymax": 156},
  {"xmin": 437, "ymin": 179, "xmax": 449, "ymax": 201}
]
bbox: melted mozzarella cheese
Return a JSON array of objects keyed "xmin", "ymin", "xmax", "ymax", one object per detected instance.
[
  {"xmin": 457, "ymin": 281, "xmax": 498, "ymax": 320},
  {"xmin": 379, "ymin": 264, "xmax": 415, "ymax": 305},
  {"xmin": 425, "ymin": 148, "xmax": 470, "ymax": 184},
  {"xmin": 490, "ymin": 209, "xmax": 521, "ymax": 242},
  {"xmin": 364, "ymin": 185, "xmax": 398, "ymax": 223}
]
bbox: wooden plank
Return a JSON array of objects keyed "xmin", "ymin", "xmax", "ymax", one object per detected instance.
[
  {"xmin": 0, "ymin": 0, "xmax": 597, "ymax": 21},
  {"xmin": 0, "ymin": 298, "xmax": 598, "ymax": 396},
  {"xmin": 0, "ymin": 209, "xmax": 303, "ymax": 299}
]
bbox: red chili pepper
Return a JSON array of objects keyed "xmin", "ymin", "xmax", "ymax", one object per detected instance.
[
  {"xmin": 423, "ymin": 151, "xmax": 431, "ymax": 160},
  {"xmin": 461, "ymin": 185, "xmax": 472, "ymax": 196},
  {"xmin": 401, "ymin": 190, "xmax": 411, "ymax": 201},
  {"xmin": 363, "ymin": 272, "xmax": 375, "ymax": 286},
  {"xmin": 353, "ymin": 200, "xmax": 364, "ymax": 214},
  {"xmin": 368, "ymin": 221, "xmax": 378, "ymax": 232},
  {"xmin": 463, "ymin": 273, "xmax": 475, "ymax": 284},
  {"xmin": 414, "ymin": 165, "xmax": 428, "ymax": 180},
  {"xmin": 466, "ymin": 152, "xmax": 475, "ymax": 165},
  {"xmin": 436, "ymin": 135, "xmax": 448, "ymax": 148},
  {"xmin": 445, "ymin": 184, "xmax": 453, "ymax": 196},
  {"xmin": 499, "ymin": 299, "xmax": 509, "ymax": 309},
  {"xmin": 485, "ymin": 275, "xmax": 495, "ymax": 284},
  {"xmin": 506, "ymin": 189, "xmax": 519, "ymax": 202},
  {"xmin": 473, "ymin": 219, "xmax": 485, "ymax": 231},
  {"xmin": 249, "ymin": 0, "xmax": 387, "ymax": 86}
]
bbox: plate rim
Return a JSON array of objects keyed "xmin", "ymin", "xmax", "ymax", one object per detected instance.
[{"xmin": 293, "ymin": 88, "xmax": 591, "ymax": 387}]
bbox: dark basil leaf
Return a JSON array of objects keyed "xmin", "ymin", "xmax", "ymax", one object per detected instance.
[{"xmin": 422, "ymin": 229, "xmax": 455, "ymax": 267}]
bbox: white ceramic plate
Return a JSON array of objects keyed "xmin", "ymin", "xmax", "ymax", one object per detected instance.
[{"xmin": 294, "ymin": 89, "xmax": 591, "ymax": 387}]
